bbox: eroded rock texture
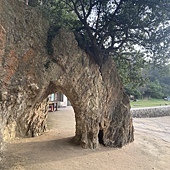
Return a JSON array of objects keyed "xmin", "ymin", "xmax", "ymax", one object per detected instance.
[{"xmin": 0, "ymin": 0, "xmax": 134, "ymax": 149}]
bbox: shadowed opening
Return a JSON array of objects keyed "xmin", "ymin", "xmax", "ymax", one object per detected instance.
[
  {"xmin": 98, "ymin": 129, "xmax": 104, "ymax": 145},
  {"xmin": 41, "ymin": 81, "xmax": 78, "ymax": 141}
]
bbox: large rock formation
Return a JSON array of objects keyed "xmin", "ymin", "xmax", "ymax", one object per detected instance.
[{"xmin": 0, "ymin": 0, "xmax": 134, "ymax": 150}]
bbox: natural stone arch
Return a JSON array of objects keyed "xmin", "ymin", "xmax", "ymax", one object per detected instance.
[
  {"xmin": 27, "ymin": 29, "xmax": 106, "ymax": 148},
  {"xmin": 42, "ymin": 82, "xmax": 100, "ymax": 149},
  {"xmin": 0, "ymin": 0, "xmax": 134, "ymax": 149}
]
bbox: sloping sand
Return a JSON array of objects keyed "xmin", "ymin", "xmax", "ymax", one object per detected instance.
[{"xmin": 1, "ymin": 107, "xmax": 170, "ymax": 170}]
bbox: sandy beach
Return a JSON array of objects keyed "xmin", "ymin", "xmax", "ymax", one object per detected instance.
[{"xmin": 1, "ymin": 106, "xmax": 170, "ymax": 170}]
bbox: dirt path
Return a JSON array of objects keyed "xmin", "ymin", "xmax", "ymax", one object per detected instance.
[{"xmin": 1, "ymin": 107, "xmax": 170, "ymax": 170}]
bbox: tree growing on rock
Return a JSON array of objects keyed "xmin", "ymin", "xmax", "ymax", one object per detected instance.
[
  {"xmin": 38, "ymin": 1, "xmax": 169, "ymax": 148},
  {"xmin": 0, "ymin": 0, "xmax": 170, "ymax": 151},
  {"xmin": 42, "ymin": 0, "xmax": 170, "ymax": 70}
]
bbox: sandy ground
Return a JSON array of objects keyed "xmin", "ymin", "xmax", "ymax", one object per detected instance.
[{"xmin": 1, "ymin": 106, "xmax": 170, "ymax": 170}]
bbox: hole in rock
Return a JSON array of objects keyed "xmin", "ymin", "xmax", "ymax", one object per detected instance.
[
  {"xmin": 98, "ymin": 129, "xmax": 104, "ymax": 145},
  {"xmin": 46, "ymin": 92, "xmax": 76, "ymax": 138}
]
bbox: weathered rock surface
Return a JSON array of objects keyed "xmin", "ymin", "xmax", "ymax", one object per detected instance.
[{"xmin": 0, "ymin": 0, "xmax": 134, "ymax": 151}]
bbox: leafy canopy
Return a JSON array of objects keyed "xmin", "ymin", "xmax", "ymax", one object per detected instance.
[
  {"xmin": 41, "ymin": 0, "xmax": 170, "ymax": 67},
  {"xmin": 38, "ymin": 0, "xmax": 170, "ymax": 87}
]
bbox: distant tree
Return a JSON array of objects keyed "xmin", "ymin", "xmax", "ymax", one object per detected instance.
[
  {"xmin": 125, "ymin": 63, "xmax": 170, "ymax": 99},
  {"xmin": 124, "ymin": 84, "xmax": 142, "ymax": 99},
  {"xmin": 148, "ymin": 64, "xmax": 170, "ymax": 97},
  {"xmin": 144, "ymin": 79, "xmax": 163, "ymax": 99}
]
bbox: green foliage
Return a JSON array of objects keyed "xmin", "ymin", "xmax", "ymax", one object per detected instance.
[
  {"xmin": 124, "ymin": 84, "xmax": 142, "ymax": 99},
  {"xmin": 145, "ymin": 79, "xmax": 163, "ymax": 98},
  {"xmin": 46, "ymin": 25, "xmax": 60, "ymax": 55},
  {"xmin": 115, "ymin": 50, "xmax": 146, "ymax": 86},
  {"xmin": 125, "ymin": 64, "xmax": 170, "ymax": 99},
  {"xmin": 40, "ymin": 0, "xmax": 78, "ymax": 29},
  {"xmin": 40, "ymin": 1, "xmax": 81, "ymax": 56},
  {"xmin": 39, "ymin": 0, "xmax": 170, "ymax": 87},
  {"xmin": 161, "ymin": 83, "xmax": 170, "ymax": 96},
  {"xmin": 40, "ymin": 0, "xmax": 170, "ymax": 67},
  {"xmin": 147, "ymin": 64, "xmax": 170, "ymax": 97}
]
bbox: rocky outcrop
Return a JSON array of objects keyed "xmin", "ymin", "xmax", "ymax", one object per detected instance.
[{"xmin": 0, "ymin": 0, "xmax": 134, "ymax": 150}]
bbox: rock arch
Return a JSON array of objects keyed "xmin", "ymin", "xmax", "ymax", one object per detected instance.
[{"xmin": 0, "ymin": 0, "xmax": 134, "ymax": 149}]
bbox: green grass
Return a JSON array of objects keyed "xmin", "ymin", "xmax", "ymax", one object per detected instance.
[{"xmin": 130, "ymin": 99, "xmax": 170, "ymax": 108}]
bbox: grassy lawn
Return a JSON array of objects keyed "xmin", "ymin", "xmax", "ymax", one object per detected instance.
[{"xmin": 130, "ymin": 98, "xmax": 170, "ymax": 108}]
